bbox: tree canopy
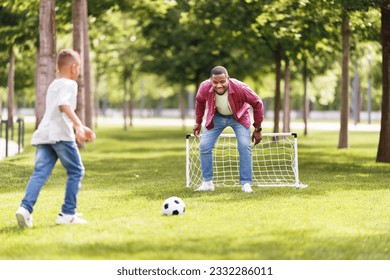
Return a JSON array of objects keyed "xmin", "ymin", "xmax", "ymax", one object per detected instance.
[{"xmin": 0, "ymin": 0, "xmax": 383, "ymax": 114}]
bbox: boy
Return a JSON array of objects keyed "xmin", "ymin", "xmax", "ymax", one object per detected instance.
[{"xmin": 16, "ymin": 49, "xmax": 96, "ymax": 227}]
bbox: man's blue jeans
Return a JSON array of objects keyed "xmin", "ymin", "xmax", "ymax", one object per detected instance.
[
  {"xmin": 21, "ymin": 141, "xmax": 85, "ymax": 215},
  {"xmin": 199, "ymin": 113, "xmax": 252, "ymax": 185}
]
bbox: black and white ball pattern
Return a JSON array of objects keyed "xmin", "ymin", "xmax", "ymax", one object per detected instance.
[{"xmin": 162, "ymin": 196, "xmax": 185, "ymax": 216}]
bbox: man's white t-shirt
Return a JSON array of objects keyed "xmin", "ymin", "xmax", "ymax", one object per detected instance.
[
  {"xmin": 215, "ymin": 90, "xmax": 232, "ymax": 116},
  {"xmin": 31, "ymin": 78, "xmax": 78, "ymax": 146}
]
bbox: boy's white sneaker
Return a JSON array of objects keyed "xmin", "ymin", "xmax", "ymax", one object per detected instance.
[
  {"xmin": 242, "ymin": 183, "xmax": 253, "ymax": 193},
  {"xmin": 16, "ymin": 207, "xmax": 33, "ymax": 228},
  {"xmin": 195, "ymin": 181, "xmax": 215, "ymax": 191},
  {"xmin": 56, "ymin": 213, "xmax": 87, "ymax": 225}
]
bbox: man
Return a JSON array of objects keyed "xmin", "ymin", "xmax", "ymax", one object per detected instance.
[{"xmin": 193, "ymin": 66, "xmax": 264, "ymax": 193}]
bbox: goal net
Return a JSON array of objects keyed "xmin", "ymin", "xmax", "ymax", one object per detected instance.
[{"xmin": 186, "ymin": 133, "xmax": 306, "ymax": 189}]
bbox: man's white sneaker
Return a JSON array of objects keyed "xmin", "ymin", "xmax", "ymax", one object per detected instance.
[
  {"xmin": 16, "ymin": 207, "xmax": 33, "ymax": 228},
  {"xmin": 195, "ymin": 181, "xmax": 215, "ymax": 191},
  {"xmin": 241, "ymin": 183, "xmax": 253, "ymax": 193},
  {"xmin": 56, "ymin": 213, "xmax": 87, "ymax": 225}
]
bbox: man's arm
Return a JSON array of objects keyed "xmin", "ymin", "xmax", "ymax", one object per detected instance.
[
  {"xmin": 193, "ymin": 82, "xmax": 208, "ymax": 137},
  {"xmin": 239, "ymin": 83, "xmax": 264, "ymax": 128},
  {"xmin": 240, "ymin": 84, "xmax": 264, "ymax": 145}
]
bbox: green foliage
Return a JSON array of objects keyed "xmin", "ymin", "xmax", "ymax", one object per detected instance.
[
  {"xmin": 0, "ymin": 0, "xmax": 38, "ymax": 93},
  {"xmin": 0, "ymin": 0, "xmax": 385, "ymax": 113},
  {"xmin": 138, "ymin": 0, "xmax": 272, "ymax": 87},
  {"xmin": 1, "ymin": 124, "xmax": 390, "ymax": 259},
  {"xmin": 0, "ymin": 0, "xmax": 38, "ymax": 47}
]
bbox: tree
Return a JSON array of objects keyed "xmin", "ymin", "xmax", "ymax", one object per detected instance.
[
  {"xmin": 82, "ymin": 0, "xmax": 93, "ymax": 128},
  {"xmin": 71, "ymin": 0, "xmax": 94, "ymax": 129},
  {"xmin": 338, "ymin": 12, "xmax": 350, "ymax": 149},
  {"xmin": 292, "ymin": 1, "xmax": 341, "ymax": 136},
  {"xmin": 36, "ymin": 0, "xmax": 56, "ymax": 128},
  {"xmin": 2, "ymin": 0, "xmax": 384, "ymax": 137},
  {"xmin": 137, "ymin": 0, "xmax": 267, "ymax": 123},
  {"xmin": 72, "ymin": 0, "xmax": 85, "ymax": 124},
  {"xmin": 7, "ymin": 47, "xmax": 14, "ymax": 132},
  {"xmin": 250, "ymin": 0, "xmax": 340, "ymax": 133},
  {"xmin": 252, "ymin": 0, "xmax": 307, "ymax": 133},
  {"xmin": 89, "ymin": 6, "xmax": 148, "ymax": 129},
  {"xmin": 377, "ymin": 0, "xmax": 390, "ymax": 162},
  {"xmin": 0, "ymin": 0, "xmax": 39, "ymax": 127},
  {"xmin": 283, "ymin": 58, "xmax": 290, "ymax": 132}
]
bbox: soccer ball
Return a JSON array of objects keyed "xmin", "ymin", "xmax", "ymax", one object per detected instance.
[{"xmin": 162, "ymin": 196, "xmax": 185, "ymax": 216}]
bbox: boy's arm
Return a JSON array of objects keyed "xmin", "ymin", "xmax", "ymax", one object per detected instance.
[{"xmin": 59, "ymin": 105, "xmax": 86, "ymax": 144}]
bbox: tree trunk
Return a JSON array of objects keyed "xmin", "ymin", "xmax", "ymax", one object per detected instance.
[
  {"xmin": 0, "ymin": 91, "xmax": 2, "ymax": 117},
  {"xmin": 82, "ymin": 0, "xmax": 93, "ymax": 129},
  {"xmin": 377, "ymin": 0, "xmax": 390, "ymax": 163},
  {"xmin": 123, "ymin": 73, "xmax": 128, "ymax": 130},
  {"xmin": 94, "ymin": 66, "xmax": 100, "ymax": 128},
  {"xmin": 352, "ymin": 62, "xmax": 359, "ymax": 125},
  {"xmin": 140, "ymin": 77, "xmax": 145, "ymax": 118},
  {"xmin": 72, "ymin": 0, "xmax": 85, "ymax": 123},
  {"xmin": 273, "ymin": 44, "xmax": 282, "ymax": 133},
  {"xmin": 358, "ymin": 82, "xmax": 362, "ymax": 123},
  {"xmin": 180, "ymin": 91, "xmax": 186, "ymax": 130},
  {"xmin": 7, "ymin": 47, "xmax": 15, "ymax": 133},
  {"xmin": 129, "ymin": 75, "xmax": 134, "ymax": 127},
  {"xmin": 367, "ymin": 54, "xmax": 372, "ymax": 124},
  {"xmin": 283, "ymin": 58, "xmax": 291, "ymax": 133},
  {"xmin": 338, "ymin": 15, "xmax": 350, "ymax": 149},
  {"xmin": 36, "ymin": 0, "xmax": 56, "ymax": 128},
  {"xmin": 303, "ymin": 60, "xmax": 309, "ymax": 136}
]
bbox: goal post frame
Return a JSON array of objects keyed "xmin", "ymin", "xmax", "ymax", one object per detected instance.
[{"xmin": 186, "ymin": 132, "xmax": 307, "ymax": 189}]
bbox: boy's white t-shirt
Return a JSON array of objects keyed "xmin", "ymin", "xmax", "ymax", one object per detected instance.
[{"xmin": 31, "ymin": 78, "xmax": 78, "ymax": 146}]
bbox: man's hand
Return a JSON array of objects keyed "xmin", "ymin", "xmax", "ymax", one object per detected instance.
[
  {"xmin": 251, "ymin": 129, "xmax": 262, "ymax": 146},
  {"xmin": 193, "ymin": 124, "xmax": 202, "ymax": 137}
]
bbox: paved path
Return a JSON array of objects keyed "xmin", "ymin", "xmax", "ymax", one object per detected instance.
[
  {"xmin": 0, "ymin": 117, "xmax": 380, "ymax": 160},
  {"xmin": 0, "ymin": 138, "xmax": 21, "ymax": 160},
  {"xmin": 22, "ymin": 115, "xmax": 381, "ymax": 131},
  {"xmin": 96, "ymin": 117, "xmax": 380, "ymax": 132}
]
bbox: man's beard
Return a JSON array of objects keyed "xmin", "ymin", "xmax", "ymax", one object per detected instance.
[{"xmin": 214, "ymin": 88, "xmax": 227, "ymax": 95}]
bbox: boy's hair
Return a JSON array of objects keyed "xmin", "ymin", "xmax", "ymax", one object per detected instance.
[
  {"xmin": 57, "ymin": 49, "xmax": 80, "ymax": 70},
  {"xmin": 210, "ymin": 66, "xmax": 228, "ymax": 77}
]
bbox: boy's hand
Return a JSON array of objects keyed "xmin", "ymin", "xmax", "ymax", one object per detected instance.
[
  {"xmin": 74, "ymin": 124, "xmax": 86, "ymax": 145},
  {"xmin": 75, "ymin": 126, "xmax": 96, "ymax": 145},
  {"xmin": 84, "ymin": 126, "xmax": 96, "ymax": 142}
]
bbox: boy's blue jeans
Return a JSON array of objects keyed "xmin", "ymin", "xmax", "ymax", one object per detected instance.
[
  {"xmin": 21, "ymin": 141, "xmax": 85, "ymax": 215},
  {"xmin": 199, "ymin": 113, "xmax": 252, "ymax": 185}
]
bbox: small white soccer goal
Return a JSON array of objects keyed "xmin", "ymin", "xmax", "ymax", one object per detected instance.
[{"xmin": 186, "ymin": 132, "xmax": 307, "ymax": 189}]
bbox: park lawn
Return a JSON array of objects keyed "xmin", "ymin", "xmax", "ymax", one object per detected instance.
[{"xmin": 0, "ymin": 124, "xmax": 389, "ymax": 260}]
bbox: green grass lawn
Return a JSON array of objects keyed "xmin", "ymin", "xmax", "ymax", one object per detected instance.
[{"xmin": 1, "ymin": 124, "xmax": 389, "ymax": 260}]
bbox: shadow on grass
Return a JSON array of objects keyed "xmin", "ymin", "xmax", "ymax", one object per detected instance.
[
  {"xmin": 8, "ymin": 228, "xmax": 389, "ymax": 260},
  {"xmin": 0, "ymin": 226, "xmax": 28, "ymax": 235}
]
